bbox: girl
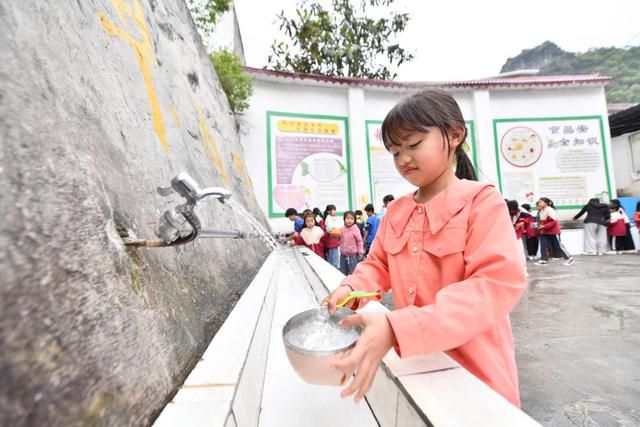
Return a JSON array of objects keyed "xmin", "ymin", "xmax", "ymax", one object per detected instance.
[
  {"xmin": 294, "ymin": 212, "xmax": 325, "ymax": 258},
  {"xmin": 323, "ymin": 204, "xmax": 342, "ymax": 269},
  {"xmin": 339, "ymin": 211, "xmax": 364, "ymax": 275},
  {"xmin": 634, "ymin": 202, "xmax": 640, "ymax": 230},
  {"xmin": 607, "ymin": 200, "xmax": 633, "ymax": 253},
  {"xmin": 326, "ymin": 90, "xmax": 527, "ymax": 407},
  {"xmin": 313, "ymin": 207, "xmax": 325, "ymax": 229},
  {"xmin": 507, "ymin": 200, "xmax": 530, "ymax": 273},
  {"xmin": 521, "ymin": 203, "xmax": 539, "ymax": 259},
  {"xmin": 534, "ymin": 198, "xmax": 574, "ymax": 265}
]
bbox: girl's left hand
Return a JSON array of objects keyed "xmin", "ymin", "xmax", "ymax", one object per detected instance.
[{"xmin": 331, "ymin": 312, "xmax": 396, "ymax": 402}]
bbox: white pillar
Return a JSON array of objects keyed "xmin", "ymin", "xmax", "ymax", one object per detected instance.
[
  {"xmin": 472, "ymin": 90, "xmax": 500, "ymax": 187},
  {"xmin": 347, "ymin": 87, "xmax": 369, "ymax": 210}
]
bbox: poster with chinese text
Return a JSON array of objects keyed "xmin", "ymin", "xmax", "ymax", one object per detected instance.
[
  {"xmin": 493, "ymin": 116, "xmax": 612, "ymax": 209},
  {"xmin": 267, "ymin": 112, "xmax": 352, "ymax": 217}
]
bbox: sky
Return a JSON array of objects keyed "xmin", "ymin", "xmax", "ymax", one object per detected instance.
[{"xmin": 232, "ymin": 0, "xmax": 640, "ymax": 81}]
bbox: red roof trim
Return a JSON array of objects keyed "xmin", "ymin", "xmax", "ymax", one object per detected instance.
[{"xmin": 243, "ymin": 66, "xmax": 612, "ymax": 90}]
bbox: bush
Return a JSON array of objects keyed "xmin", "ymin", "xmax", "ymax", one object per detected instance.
[{"xmin": 210, "ymin": 49, "xmax": 253, "ymax": 114}]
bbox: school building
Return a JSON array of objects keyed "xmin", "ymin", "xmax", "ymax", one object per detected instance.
[{"xmin": 238, "ymin": 67, "xmax": 615, "ymax": 251}]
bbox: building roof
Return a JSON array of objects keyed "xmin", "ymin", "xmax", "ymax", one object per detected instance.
[
  {"xmin": 244, "ymin": 66, "xmax": 612, "ymax": 91},
  {"xmin": 609, "ymin": 103, "xmax": 640, "ymax": 137}
]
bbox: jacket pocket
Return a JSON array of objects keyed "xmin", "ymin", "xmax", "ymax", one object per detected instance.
[
  {"xmin": 382, "ymin": 232, "xmax": 409, "ymax": 255},
  {"xmin": 424, "ymin": 226, "xmax": 466, "ymax": 257}
]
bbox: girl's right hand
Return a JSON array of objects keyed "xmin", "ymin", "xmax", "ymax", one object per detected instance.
[{"xmin": 326, "ymin": 284, "xmax": 355, "ymax": 315}]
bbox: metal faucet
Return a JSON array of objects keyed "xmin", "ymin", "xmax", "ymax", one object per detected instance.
[
  {"xmin": 123, "ymin": 173, "xmax": 244, "ymax": 248},
  {"xmin": 169, "ymin": 172, "xmax": 232, "ymax": 205}
]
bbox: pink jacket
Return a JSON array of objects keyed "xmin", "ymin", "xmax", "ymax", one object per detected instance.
[
  {"xmin": 339, "ymin": 224, "xmax": 364, "ymax": 256},
  {"xmin": 342, "ymin": 180, "xmax": 527, "ymax": 407}
]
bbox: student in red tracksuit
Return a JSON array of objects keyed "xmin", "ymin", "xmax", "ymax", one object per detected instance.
[
  {"xmin": 607, "ymin": 203, "xmax": 629, "ymax": 253},
  {"xmin": 294, "ymin": 212, "xmax": 325, "ymax": 257},
  {"xmin": 534, "ymin": 198, "xmax": 574, "ymax": 265},
  {"xmin": 521, "ymin": 203, "xmax": 539, "ymax": 259}
]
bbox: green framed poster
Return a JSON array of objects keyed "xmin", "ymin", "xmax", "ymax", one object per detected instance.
[
  {"xmin": 365, "ymin": 120, "xmax": 478, "ymax": 210},
  {"xmin": 493, "ymin": 116, "xmax": 613, "ymax": 209},
  {"xmin": 266, "ymin": 111, "xmax": 353, "ymax": 218}
]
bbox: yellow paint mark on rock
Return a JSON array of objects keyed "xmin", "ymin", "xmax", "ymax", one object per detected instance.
[
  {"xmin": 98, "ymin": 0, "xmax": 169, "ymax": 154},
  {"xmin": 169, "ymin": 105, "xmax": 180, "ymax": 129},
  {"xmin": 195, "ymin": 103, "xmax": 229, "ymax": 188},
  {"xmin": 231, "ymin": 151, "xmax": 253, "ymax": 190}
]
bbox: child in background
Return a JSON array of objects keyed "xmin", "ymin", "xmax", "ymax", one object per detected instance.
[
  {"xmin": 323, "ymin": 204, "xmax": 342, "ymax": 269},
  {"xmin": 634, "ymin": 202, "xmax": 640, "ymax": 229},
  {"xmin": 326, "ymin": 89, "xmax": 527, "ymax": 407},
  {"xmin": 354, "ymin": 209, "xmax": 366, "ymax": 237},
  {"xmin": 294, "ymin": 212, "xmax": 325, "ymax": 257},
  {"xmin": 313, "ymin": 207, "xmax": 325, "ymax": 229},
  {"xmin": 521, "ymin": 203, "xmax": 539, "ymax": 259},
  {"xmin": 607, "ymin": 201, "xmax": 631, "ymax": 253},
  {"xmin": 362, "ymin": 204, "xmax": 379, "ymax": 255},
  {"xmin": 339, "ymin": 211, "xmax": 364, "ymax": 275},
  {"xmin": 507, "ymin": 200, "xmax": 530, "ymax": 273},
  {"xmin": 534, "ymin": 198, "xmax": 574, "ymax": 265}
]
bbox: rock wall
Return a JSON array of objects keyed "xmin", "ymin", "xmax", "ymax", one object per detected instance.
[{"xmin": 0, "ymin": 1, "xmax": 270, "ymax": 425}]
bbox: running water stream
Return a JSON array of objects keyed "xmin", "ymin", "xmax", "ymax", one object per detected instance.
[{"xmin": 225, "ymin": 198, "xmax": 278, "ymax": 250}]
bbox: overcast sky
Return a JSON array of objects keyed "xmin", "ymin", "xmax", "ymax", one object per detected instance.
[{"xmin": 233, "ymin": 0, "xmax": 640, "ymax": 81}]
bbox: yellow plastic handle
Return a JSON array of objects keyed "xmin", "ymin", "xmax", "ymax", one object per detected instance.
[{"xmin": 336, "ymin": 291, "xmax": 380, "ymax": 308}]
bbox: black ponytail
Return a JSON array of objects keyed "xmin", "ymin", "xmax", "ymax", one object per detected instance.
[{"xmin": 455, "ymin": 144, "xmax": 477, "ymax": 181}]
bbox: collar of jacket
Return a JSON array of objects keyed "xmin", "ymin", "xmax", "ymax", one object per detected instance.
[{"xmin": 387, "ymin": 179, "xmax": 494, "ymax": 237}]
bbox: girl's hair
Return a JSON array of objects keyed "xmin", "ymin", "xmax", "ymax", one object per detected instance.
[
  {"xmin": 539, "ymin": 197, "xmax": 554, "ymax": 208},
  {"xmin": 312, "ymin": 207, "xmax": 323, "ymax": 218},
  {"xmin": 323, "ymin": 204, "xmax": 336, "ymax": 219},
  {"xmin": 636, "ymin": 201, "xmax": 640, "ymax": 212},
  {"xmin": 380, "ymin": 89, "xmax": 477, "ymax": 181},
  {"xmin": 302, "ymin": 211, "xmax": 316, "ymax": 226},
  {"xmin": 343, "ymin": 210, "xmax": 356, "ymax": 222},
  {"xmin": 610, "ymin": 199, "xmax": 622, "ymax": 210}
]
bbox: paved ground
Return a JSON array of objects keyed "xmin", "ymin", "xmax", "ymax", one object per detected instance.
[{"xmin": 512, "ymin": 254, "xmax": 640, "ymax": 426}]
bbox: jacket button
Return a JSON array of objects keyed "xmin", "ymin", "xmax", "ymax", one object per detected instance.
[
  {"xmin": 417, "ymin": 207, "xmax": 423, "ymax": 214},
  {"xmin": 412, "ymin": 245, "xmax": 419, "ymax": 253},
  {"xmin": 408, "ymin": 287, "xmax": 415, "ymax": 295}
]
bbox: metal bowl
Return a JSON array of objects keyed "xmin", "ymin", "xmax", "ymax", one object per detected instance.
[{"xmin": 282, "ymin": 307, "xmax": 361, "ymax": 386}]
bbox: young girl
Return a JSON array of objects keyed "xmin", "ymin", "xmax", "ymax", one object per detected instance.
[
  {"xmin": 339, "ymin": 211, "xmax": 364, "ymax": 275},
  {"xmin": 326, "ymin": 90, "xmax": 527, "ymax": 408},
  {"xmin": 634, "ymin": 202, "xmax": 640, "ymax": 230},
  {"xmin": 533, "ymin": 198, "xmax": 574, "ymax": 265},
  {"xmin": 294, "ymin": 212, "xmax": 325, "ymax": 257},
  {"xmin": 323, "ymin": 204, "xmax": 342, "ymax": 269},
  {"xmin": 521, "ymin": 203, "xmax": 539, "ymax": 259},
  {"xmin": 607, "ymin": 200, "xmax": 634, "ymax": 253}
]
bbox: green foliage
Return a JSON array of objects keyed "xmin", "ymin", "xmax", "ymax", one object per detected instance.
[
  {"xmin": 268, "ymin": 0, "xmax": 413, "ymax": 79},
  {"xmin": 210, "ymin": 48, "xmax": 253, "ymax": 114},
  {"xmin": 502, "ymin": 41, "xmax": 640, "ymax": 104},
  {"xmin": 186, "ymin": 0, "xmax": 231, "ymax": 39}
]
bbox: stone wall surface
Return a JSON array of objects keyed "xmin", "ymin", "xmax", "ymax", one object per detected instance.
[{"xmin": 0, "ymin": 1, "xmax": 270, "ymax": 425}]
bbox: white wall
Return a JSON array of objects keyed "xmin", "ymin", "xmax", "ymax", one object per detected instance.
[{"xmin": 240, "ymin": 76, "xmax": 613, "ymax": 230}]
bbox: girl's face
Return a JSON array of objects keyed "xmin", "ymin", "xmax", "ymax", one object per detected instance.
[
  {"xmin": 304, "ymin": 216, "xmax": 315, "ymax": 228},
  {"xmin": 389, "ymin": 126, "xmax": 463, "ymax": 188},
  {"xmin": 329, "ymin": 209, "xmax": 336, "ymax": 216},
  {"xmin": 537, "ymin": 200, "xmax": 547, "ymax": 209},
  {"xmin": 344, "ymin": 215, "xmax": 355, "ymax": 227}
]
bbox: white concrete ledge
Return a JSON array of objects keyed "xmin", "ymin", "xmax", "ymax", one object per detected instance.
[{"xmin": 154, "ymin": 246, "xmax": 541, "ymax": 426}]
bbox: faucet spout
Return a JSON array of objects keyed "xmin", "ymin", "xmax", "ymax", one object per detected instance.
[{"xmin": 171, "ymin": 172, "xmax": 232, "ymax": 204}]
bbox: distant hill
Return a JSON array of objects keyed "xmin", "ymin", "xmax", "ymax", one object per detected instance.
[{"xmin": 501, "ymin": 41, "xmax": 640, "ymax": 104}]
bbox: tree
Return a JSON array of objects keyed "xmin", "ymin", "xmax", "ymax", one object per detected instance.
[
  {"xmin": 268, "ymin": 0, "xmax": 413, "ymax": 80},
  {"xmin": 211, "ymin": 48, "xmax": 254, "ymax": 114},
  {"xmin": 186, "ymin": 0, "xmax": 231, "ymax": 40}
]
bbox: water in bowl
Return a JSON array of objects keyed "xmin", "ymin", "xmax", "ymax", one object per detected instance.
[{"xmin": 285, "ymin": 310, "xmax": 359, "ymax": 352}]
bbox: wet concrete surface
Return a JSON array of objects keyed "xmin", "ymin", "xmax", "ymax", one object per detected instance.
[{"xmin": 512, "ymin": 254, "xmax": 640, "ymax": 426}]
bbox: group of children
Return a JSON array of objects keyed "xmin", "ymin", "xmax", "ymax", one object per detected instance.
[
  {"xmin": 507, "ymin": 198, "xmax": 639, "ymax": 264},
  {"xmin": 283, "ymin": 197, "xmax": 396, "ymax": 276}
]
